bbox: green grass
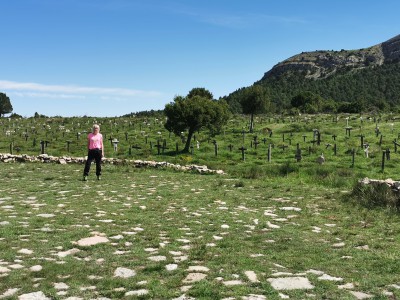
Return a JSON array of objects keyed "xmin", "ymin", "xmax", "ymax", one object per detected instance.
[
  {"xmin": 1, "ymin": 113, "xmax": 400, "ymax": 299},
  {"xmin": 0, "ymin": 162, "xmax": 399, "ymax": 299}
]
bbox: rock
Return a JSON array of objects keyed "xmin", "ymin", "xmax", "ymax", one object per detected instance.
[
  {"xmin": 349, "ymin": 291, "xmax": 374, "ymax": 299},
  {"xmin": 182, "ymin": 273, "xmax": 207, "ymax": 283},
  {"xmin": 18, "ymin": 291, "xmax": 51, "ymax": 300},
  {"xmin": 244, "ymin": 271, "xmax": 259, "ymax": 283},
  {"xmin": 76, "ymin": 236, "xmax": 109, "ymax": 247},
  {"xmin": 30, "ymin": 265, "xmax": 43, "ymax": 272},
  {"xmin": 223, "ymin": 280, "xmax": 243, "ymax": 286},
  {"xmin": 166, "ymin": 264, "xmax": 178, "ymax": 271},
  {"xmin": 114, "ymin": 267, "xmax": 136, "ymax": 278},
  {"xmin": 316, "ymin": 153, "xmax": 325, "ymax": 164},
  {"xmin": 125, "ymin": 289, "xmax": 148, "ymax": 296},
  {"xmin": 0, "ymin": 153, "xmax": 224, "ymax": 174},
  {"xmin": 187, "ymin": 266, "xmax": 209, "ymax": 272},
  {"xmin": 57, "ymin": 248, "xmax": 80, "ymax": 258},
  {"xmin": 267, "ymin": 277, "xmax": 314, "ymax": 290},
  {"xmin": 18, "ymin": 249, "xmax": 33, "ymax": 255}
]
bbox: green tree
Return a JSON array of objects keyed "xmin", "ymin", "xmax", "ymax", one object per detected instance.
[
  {"xmin": 291, "ymin": 91, "xmax": 324, "ymax": 113},
  {"xmin": 240, "ymin": 85, "xmax": 268, "ymax": 133},
  {"xmin": 164, "ymin": 88, "xmax": 230, "ymax": 152},
  {"xmin": 0, "ymin": 93, "xmax": 13, "ymax": 117}
]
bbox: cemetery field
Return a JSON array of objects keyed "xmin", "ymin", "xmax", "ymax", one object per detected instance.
[{"xmin": 0, "ymin": 162, "xmax": 400, "ymax": 299}]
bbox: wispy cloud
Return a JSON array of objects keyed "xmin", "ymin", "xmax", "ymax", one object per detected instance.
[
  {"xmin": 169, "ymin": 4, "xmax": 307, "ymax": 29},
  {"xmin": 200, "ymin": 13, "xmax": 307, "ymax": 29},
  {"xmin": 0, "ymin": 80, "xmax": 162, "ymax": 99}
]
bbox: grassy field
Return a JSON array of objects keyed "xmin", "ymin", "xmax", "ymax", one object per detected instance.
[
  {"xmin": 0, "ymin": 161, "xmax": 399, "ymax": 299},
  {"xmin": 1, "ymin": 114, "xmax": 400, "ymax": 299}
]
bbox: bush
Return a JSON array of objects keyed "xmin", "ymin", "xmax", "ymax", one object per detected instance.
[
  {"xmin": 278, "ymin": 161, "xmax": 299, "ymax": 176},
  {"xmin": 347, "ymin": 182, "xmax": 400, "ymax": 211}
]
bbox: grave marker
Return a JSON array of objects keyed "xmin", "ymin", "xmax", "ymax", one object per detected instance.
[
  {"xmin": 112, "ymin": 138, "xmax": 119, "ymax": 152},
  {"xmin": 239, "ymin": 146, "xmax": 247, "ymax": 161},
  {"xmin": 295, "ymin": 143, "xmax": 302, "ymax": 162},
  {"xmin": 212, "ymin": 140, "xmax": 218, "ymax": 156}
]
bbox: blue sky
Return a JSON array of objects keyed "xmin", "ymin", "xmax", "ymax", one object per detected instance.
[{"xmin": 1, "ymin": 0, "xmax": 399, "ymax": 117}]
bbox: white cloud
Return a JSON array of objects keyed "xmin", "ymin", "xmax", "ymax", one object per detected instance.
[
  {"xmin": 13, "ymin": 92, "xmax": 86, "ymax": 99},
  {"xmin": 0, "ymin": 80, "xmax": 162, "ymax": 98}
]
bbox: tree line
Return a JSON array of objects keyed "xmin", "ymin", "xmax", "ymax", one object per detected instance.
[{"xmin": 224, "ymin": 61, "xmax": 400, "ymax": 114}]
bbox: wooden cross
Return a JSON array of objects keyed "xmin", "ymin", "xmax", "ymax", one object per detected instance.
[{"xmin": 238, "ymin": 146, "xmax": 247, "ymax": 161}]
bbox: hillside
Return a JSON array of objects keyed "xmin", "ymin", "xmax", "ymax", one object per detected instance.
[{"xmin": 225, "ymin": 34, "xmax": 400, "ymax": 113}]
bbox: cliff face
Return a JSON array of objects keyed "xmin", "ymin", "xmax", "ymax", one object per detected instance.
[
  {"xmin": 261, "ymin": 34, "xmax": 400, "ymax": 80},
  {"xmin": 382, "ymin": 34, "xmax": 400, "ymax": 62}
]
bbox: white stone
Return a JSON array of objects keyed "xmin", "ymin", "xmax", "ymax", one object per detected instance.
[
  {"xmin": 30, "ymin": 265, "xmax": 43, "ymax": 272},
  {"xmin": 18, "ymin": 291, "xmax": 51, "ymax": 300},
  {"xmin": 245, "ymin": 271, "xmax": 259, "ymax": 283},
  {"xmin": 280, "ymin": 207, "xmax": 302, "ymax": 211},
  {"xmin": 318, "ymin": 274, "xmax": 343, "ymax": 281},
  {"xmin": 18, "ymin": 249, "xmax": 33, "ymax": 255},
  {"xmin": 242, "ymin": 295, "xmax": 267, "ymax": 300},
  {"xmin": 223, "ymin": 280, "xmax": 243, "ymax": 286},
  {"xmin": 306, "ymin": 269, "xmax": 325, "ymax": 276},
  {"xmin": 267, "ymin": 221, "xmax": 280, "ymax": 229},
  {"xmin": 125, "ymin": 289, "xmax": 149, "ymax": 296},
  {"xmin": 182, "ymin": 273, "xmax": 207, "ymax": 283},
  {"xmin": 37, "ymin": 214, "xmax": 55, "ymax": 218},
  {"xmin": 166, "ymin": 264, "xmax": 178, "ymax": 271},
  {"xmin": 114, "ymin": 267, "xmax": 136, "ymax": 278},
  {"xmin": 0, "ymin": 288, "xmax": 20, "ymax": 298},
  {"xmin": 9, "ymin": 264, "xmax": 24, "ymax": 269},
  {"xmin": 338, "ymin": 283, "xmax": 354, "ymax": 289},
  {"xmin": 54, "ymin": 282, "xmax": 69, "ymax": 290},
  {"xmin": 57, "ymin": 248, "xmax": 80, "ymax": 258},
  {"xmin": 267, "ymin": 277, "xmax": 314, "ymax": 290},
  {"xmin": 172, "ymin": 295, "xmax": 196, "ymax": 300},
  {"xmin": 148, "ymin": 255, "xmax": 166, "ymax": 262},
  {"xmin": 271, "ymin": 272, "xmax": 293, "ymax": 277},
  {"xmin": 355, "ymin": 245, "xmax": 369, "ymax": 250},
  {"xmin": 349, "ymin": 291, "xmax": 374, "ymax": 299},
  {"xmin": 144, "ymin": 247, "xmax": 158, "ymax": 252},
  {"xmin": 0, "ymin": 266, "xmax": 11, "ymax": 273},
  {"xmin": 76, "ymin": 236, "xmax": 109, "ymax": 247},
  {"xmin": 187, "ymin": 266, "xmax": 210, "ymax": 272},
  {"xmin": 173, "ymin": 256, "xmax": 188, "ymax": 262}
]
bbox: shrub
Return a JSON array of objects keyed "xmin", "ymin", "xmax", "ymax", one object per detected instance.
[
  {"xmin": 278, "ymin": 161, "xmax": 299, "ymax": 176},
  {"xmin": 347, "ymin": 181, "xmax": 400, "ymax": 211}
]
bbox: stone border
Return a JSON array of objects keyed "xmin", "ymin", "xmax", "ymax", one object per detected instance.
[
  {"xmin": 359, "ymin": 177, "xmax": 400, "ymax": 192},
  {"xmin": 0, "ymin": 153, "xmax": 225, "ymax": 175}
]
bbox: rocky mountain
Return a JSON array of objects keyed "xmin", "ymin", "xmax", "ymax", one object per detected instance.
[
  {"xmin": 261, "ymin": 34, "xmax": 400, "ymax": 80},
  {"xmin": 225, "ymin": 34, "xmax": 400, "ymax": 113}
]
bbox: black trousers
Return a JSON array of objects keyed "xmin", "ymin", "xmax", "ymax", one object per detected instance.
[{"xmin": 83, "ymin": 149, "xmax": 102, "ymax": 176}]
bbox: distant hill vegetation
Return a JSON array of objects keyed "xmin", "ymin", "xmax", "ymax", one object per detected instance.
[{"xmin": 224, "ymin": 34, "xmax": 400, "ymax": 114}]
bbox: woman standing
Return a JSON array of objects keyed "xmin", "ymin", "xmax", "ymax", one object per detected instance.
[{"xmin": 83, "ymin": 124, "xmax": 104, "ymax": 181}]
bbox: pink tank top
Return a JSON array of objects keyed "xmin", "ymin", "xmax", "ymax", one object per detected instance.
[{"xmin": 88, "ymin": 133, "xmax": 103, "ymax": 149}]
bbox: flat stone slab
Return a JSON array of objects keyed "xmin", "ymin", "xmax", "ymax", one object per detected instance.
[
  {"xmin": 18, "ymin": 291, "xmax": 51, "ymax": 300},
  {"xmin": 267, "ymin": 277, "xmax": 314, "ymax": 290},
  {"xmin": 182, "ymin": 273, "xmax": 207, "ymax": 283},
  {"xmin": 76, "ymin": 236, "xmax": 109, "ymax": 247},
  {"xmin": 125, "ymin": 289, "xmax": 149, "ymax": 296},
  {"xmin": 114, "ymin": 267, "xmax": 136, "ymax": 278},
  {"xmin": 57, "ymin": 248, "xmax": 80, "ymax": 258},
  {"xmin": 350, "ymin": 291, "xmax": 373, "ymax": 299}
]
